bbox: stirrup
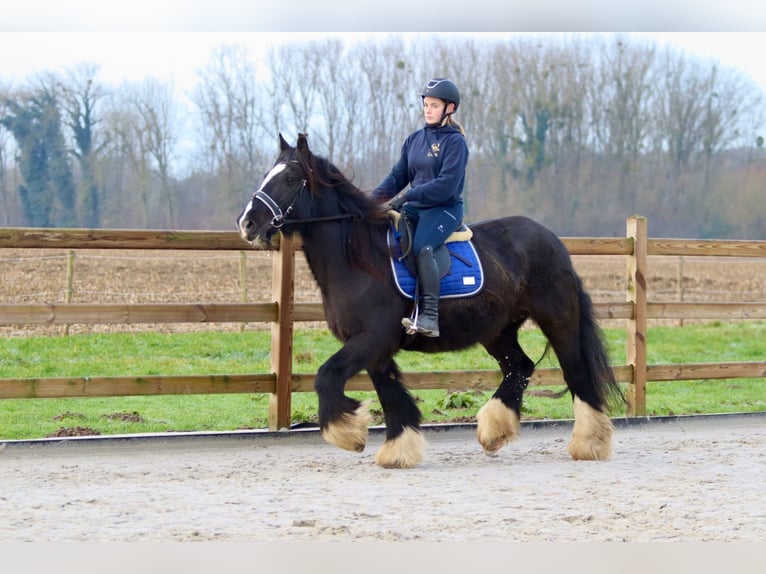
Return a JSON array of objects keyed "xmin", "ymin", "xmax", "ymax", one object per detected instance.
[
  {"xmin": 402, "ymin": 283, "xmax": 440, "ymax": 337},
  {"xmin": 401, "ymin": 315, "xmax": 439, "ymax": 337},
  {"xmin": 401, "ymin": 316, "xmax": 419, "ymax": 335},
  {"xmin": 402, "ymin": 299, "xmax": 420, "ymax": 335}
]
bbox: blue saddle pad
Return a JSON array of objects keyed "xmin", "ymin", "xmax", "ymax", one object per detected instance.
[{"xmin": 387, "ymin": 228, "xmax": 485, "ymax": 300}]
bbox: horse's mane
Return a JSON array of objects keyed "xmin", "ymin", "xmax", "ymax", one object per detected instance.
[{"xmin": 296, "ymin": 147, "xmax": 391, "ymax": 275}]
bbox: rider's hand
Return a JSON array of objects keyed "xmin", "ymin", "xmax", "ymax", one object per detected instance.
[{"xmin": 388, "ymin": 192, "xmax": 407, "ymax": 211}]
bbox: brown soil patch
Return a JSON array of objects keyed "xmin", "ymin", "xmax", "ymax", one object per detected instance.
[
  {"xmin": 52, "ymin": 411, "xmax": 86, "ymax": 421},
  {"xmin": 46, "ymin": 427, "xmax": 101, "ymax": 437},
  {"xmin": 101, "ymin": 411, "xmax": 145, "ymax": 423},
  {"xmin": 1, "ymin": 248, "xmax": 764, "ymax": 336}
]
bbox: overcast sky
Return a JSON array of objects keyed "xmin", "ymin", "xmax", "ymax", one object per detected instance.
[
  {"xmin": 2, "ymin": 3, "xmax": 766, "ymax": 93},
  {"xmin": 4, "ymin": 0, "xmax": 766, "ymax": 31},
  {"xmin": 2, "ymin": 32, "xmax": 766, "ymax": 96}
]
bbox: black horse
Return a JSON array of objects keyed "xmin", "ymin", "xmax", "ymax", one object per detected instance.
[{"xmin": 237, "ymin": 133, "xmax": 622, "ymax": 468}]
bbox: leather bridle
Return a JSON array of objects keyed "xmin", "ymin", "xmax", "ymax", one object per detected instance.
[{"xmin": 250, "ymin": 162, "xmax": 358, "ymax": 229}]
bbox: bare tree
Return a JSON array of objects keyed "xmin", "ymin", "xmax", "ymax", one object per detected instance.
[
  {"xmin": 356, "ymin": 37, "xmax": 417, "ymax": 179},
  {"xmin": 306, "ymin": 39, "xmax": 352, "ymax": 163},
  {"xmin": 96, "ymin": 99, "xmax": 127, "ymax": 225},
  {"xmin": 192, "ymin": 43, "xmax": 263, "ymax": 216},
  {"xmin": 265, "ymin": 41, "xmax": 324, "ymax": 139},
  {"xmin": 107, "ymin": 87, "xmax": 153, "ymax": 225},
  {"xmin": 651, "ymin": 48, "xmax": 735, "ymax": 228},
  {"xmin": 3, "ymin": 34, "xmax": 765, "ymax": 237},
  {"xmin": 126, "ymin": 79, "xmax": 179, "ymax": 227},
  {"xmin": 582, "ymin": 37, "xmax": 657, "ymax": 225}
]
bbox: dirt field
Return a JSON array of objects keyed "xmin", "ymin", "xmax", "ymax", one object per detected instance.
[
  {"xmin": 1, "ymin": 413, "xmax": 764, "ymax": 542},
  {"xmin": 1, "ymin": 247, "xmax": 765, "ymax": 336}
]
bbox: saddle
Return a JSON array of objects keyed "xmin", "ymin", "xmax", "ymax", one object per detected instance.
[{"xmin": 386, "ymin": 210, "xmax": 485, "ymax": 300}]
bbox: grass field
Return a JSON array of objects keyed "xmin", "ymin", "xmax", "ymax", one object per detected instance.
[
  {"xmin": 1, "ymin": 247, "xmax": 764, "ymax": 439},
  {"xmin": 1, "ymin": 321, "xmax": 764, "ymax": 440}
]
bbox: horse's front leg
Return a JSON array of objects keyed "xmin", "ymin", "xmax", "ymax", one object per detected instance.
[
  {"xmin": 315, "ymin": 341, "xmax": 373, "ymax": 453},
  {"xmin": 368, "ymin": 359, "xmax": 426, "ymax": 468}
]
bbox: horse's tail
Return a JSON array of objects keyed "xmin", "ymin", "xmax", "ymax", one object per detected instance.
[{"xmin": 576, "ymin": 276, "xmax": 624, "ymax": 412}]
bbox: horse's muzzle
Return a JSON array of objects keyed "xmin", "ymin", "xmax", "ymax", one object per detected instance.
[
  {"xmin": 238, "ymin": 219, "xmax": 256, "ymax": 242},
  {"xmin": 239, "ymin": 223, "xmax": 279, "ymax": 251}
]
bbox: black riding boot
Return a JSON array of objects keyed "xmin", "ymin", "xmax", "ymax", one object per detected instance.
[{"xmin": 402, "ymin": 246, "xmax": 440, "ymax": 337}]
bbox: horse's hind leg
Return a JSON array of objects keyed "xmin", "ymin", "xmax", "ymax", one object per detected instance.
[
  {"xmin": 477, "ymin": 322, "xmax": 534, "ymax": 455},
  {"xmin": 534, "ymin": 304, "xmax": 614, "ymax": 461},
  {"xmin": 552, "ymin": 336, "xmax": 614, "ymax": 460},
  {"xmin": 368, "ymin": 359, "xmax": 426, "ymax": 469},
  {"xmin": 568, "ymin": 395, "xmax": 613, "ymax": 460}
]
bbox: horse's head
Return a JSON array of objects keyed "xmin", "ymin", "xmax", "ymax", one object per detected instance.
[{"xmin": 236, "ymin": 133, "xmax": 313, "ymax": 248}]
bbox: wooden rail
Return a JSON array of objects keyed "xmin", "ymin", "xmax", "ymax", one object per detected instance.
[
  {"xmin": 6, "ymin": 362, "xmax": 766, "ymax": 400},
  {"xmin": 2, "ymin": 217, "xmax": 765, "ymax": 429},
  {"xmin": 0, "ymin": 228, "xmax": 244, "ymax": 250}
]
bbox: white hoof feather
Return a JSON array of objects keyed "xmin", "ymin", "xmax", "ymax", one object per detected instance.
[
  {"xmin": 374, "ymin": 427, "xmax": 427, "ymax": 468},
  {"xmin": 476, "ymin": 398, "xmax": 519, "ymax": 455},
  {"xmin": 322, "ymin": 400, "xmax": 373, "ymax": 452},
  {"xmin": 568, "ymin": 396, "xmax": 613, "ymax": 460}
]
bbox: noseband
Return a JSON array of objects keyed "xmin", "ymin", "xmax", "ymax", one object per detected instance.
[{"xmin": 253, "ymin": 178, "xmax": 307, "ymax": 229}]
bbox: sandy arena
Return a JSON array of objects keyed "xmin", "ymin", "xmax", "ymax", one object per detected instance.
[{"xmin": 1, "ymin": 413, "xmax": 764, "ymax": 542}]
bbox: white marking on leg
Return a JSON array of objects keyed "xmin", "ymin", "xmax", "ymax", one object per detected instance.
[
  {"xmin": 476, "ymin": 397, "xmax": 519, "ymax": 455},
  {"xmin": 322, "ymin": 400, "xmax": 373, "ymax": 453},
  {"xmin": 374, "ymin": 427, "xmax": 427, "ymax": 468},
  {"xmin": 568, "ymin": 396, "xmax": 614, "ymax": 460}
]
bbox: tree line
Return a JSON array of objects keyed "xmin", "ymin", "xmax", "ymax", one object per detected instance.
[{"xmin": 1, "ymin": 34, "xmax": 765, "ymax": 238}]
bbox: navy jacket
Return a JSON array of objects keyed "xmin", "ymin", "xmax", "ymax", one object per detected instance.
[{"xmin": 373, "ymin": 123, "xmax": 468, "ymax": 209}]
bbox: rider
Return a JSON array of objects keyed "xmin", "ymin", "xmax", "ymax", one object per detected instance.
[{"xmin": 372, "ymin": 77, "xmax": 469, "ymax": 337}]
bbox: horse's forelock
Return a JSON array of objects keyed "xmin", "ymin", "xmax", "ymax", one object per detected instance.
[
  {"xmin": 286, "ymin": 144, "xmax": 387, "ymax": 226},
  {"xmin": 298, "ymin": 152, "xmax": 321, "ymax": 195}
]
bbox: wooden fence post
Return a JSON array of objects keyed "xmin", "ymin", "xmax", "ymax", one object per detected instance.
[
  {"xmin": 677, "ymin": 256, "xmax": 685, "ymax": 327},
  {"xmin": 269, "ymin": 233, "xmax": 296, "ymax": 430},
  {"xmin": 62, "ymin": 250, "xmax": 76, "ymax": 336},
  {"xmin": 626, "ymin": 216, "xmax": 648, "ymax": 416},
  {"xmin": 239, "ymin": 251, "xmax": 248, "ymax": 332}
]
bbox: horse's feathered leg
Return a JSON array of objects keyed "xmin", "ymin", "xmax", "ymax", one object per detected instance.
[
  {"xmin": 550, "ymin": 336, "xmax": 615, "ymax": 461},
  {"xmin": 531, "ymin": 274, "xmax": 620, "ymax": 461},
  {"xmin": 368, "ymin": 359, "xmax": 426, "ymax": 468},
  {"xmin": 315, "ymin": 340, "xmax": 375, "ymax": 453},
  {"xmin": 477, "ymin": 322, "xmax": 534, "ymax": 454}
]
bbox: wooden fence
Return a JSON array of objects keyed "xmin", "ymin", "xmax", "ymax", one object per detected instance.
[{"xmin": 1, "ymin": 217, "xmax": 765, "ymax": 430}]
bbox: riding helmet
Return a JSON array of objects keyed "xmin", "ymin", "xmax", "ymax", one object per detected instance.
[{"xmin": 421, "ymin": 78, "xmax": 460, "ymax": 111}]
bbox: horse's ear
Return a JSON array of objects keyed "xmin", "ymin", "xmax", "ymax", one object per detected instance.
[
  {"xmin": 297, "ymin": 133, "xmax": 310, "ymax": 155},
  {"xmin": 279, "ymin": 133, "xmax": 290, "ymax": 151}
]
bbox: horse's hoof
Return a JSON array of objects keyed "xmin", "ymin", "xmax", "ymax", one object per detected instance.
[
  {"xmin": 482, "ymin": 437, "xmax": 509, "ymax": 456},
  {"xmin": 322, "ymin": 400, "xmax": 373, "ymax": 453},
  {"xmin": 476, "ymin": 398, "xmax": 519, "ymax": 455},
  {"xmin": 568, "ymin": 397, "xmax": 613, "ymax": 460},
  {"xmin": 374, "ymin": 427, "xmax": 426, "ymax": 468}
]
